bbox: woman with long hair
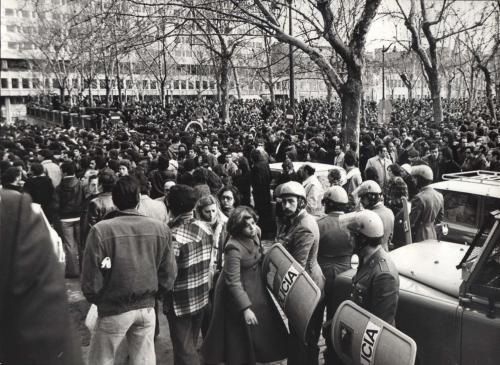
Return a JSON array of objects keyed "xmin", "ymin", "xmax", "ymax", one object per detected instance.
[{"xmin": 202, "ymin": 206, "xmax": 288, "ymax": 365}]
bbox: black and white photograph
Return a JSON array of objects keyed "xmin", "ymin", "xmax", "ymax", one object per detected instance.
[{"xmin": 1, "ymin": 0, "xmax": 499, "ymax": 364}]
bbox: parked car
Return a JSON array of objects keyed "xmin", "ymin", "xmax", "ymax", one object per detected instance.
[
  {"xmin": 269, "ymin": 161, "xmax": 346, "ymax": 190},
  {"xmin": 331, "ymin": 210, "xmax": 500, "ymax": 365},
  {"xmin": 431, "ymin": 170, "xmax": 500, "ymax": 245}
]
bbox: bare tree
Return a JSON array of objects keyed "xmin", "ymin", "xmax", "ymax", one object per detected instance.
[
  {"xmin": 456, "ymin": 0, "xmax": 500, "ymax": 121},
  {"xmin": 188, "ymin": 0, "xmax": 384, "ymax": 146},
  {"xmin": 394, "ymin": 0, "xmax": 495, "ymax": 123}
]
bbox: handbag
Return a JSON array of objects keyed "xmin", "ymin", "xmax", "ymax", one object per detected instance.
[{"xmin": 212, "ymin": 234, "xmax": 230, "ymax": 289}]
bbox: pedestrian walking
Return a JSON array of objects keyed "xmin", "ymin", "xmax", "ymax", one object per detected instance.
[{"xmin": 202, "ymin": 206, "xmax": 288, "ymax": 365}]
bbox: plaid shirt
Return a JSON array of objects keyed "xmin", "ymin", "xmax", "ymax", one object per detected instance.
[{"xmin": 169, "ymin": 213, "xmax": 212, "ymax": 316}]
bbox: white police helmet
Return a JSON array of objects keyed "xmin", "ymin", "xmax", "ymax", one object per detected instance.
[
  {"xmin": 354, "ymin": 180, "xmax": 382, "ymax": 197},
  {"xmin": 279, "ymin": 181, "xmax": 306, "ymax": 199},
  {"xmin": 348, "ymin": 210, "xmax": 384, "ymax": 238},
  {"xmin": 323, "ymin": 186, "xmax": 348, "ymax": 204}
]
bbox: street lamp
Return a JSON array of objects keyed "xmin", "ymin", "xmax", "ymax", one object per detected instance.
[
  {"xmin": 271, "ymin": 1, "xmax": 294, "ymax": 109},
  {"xmin": 288, "ymin": 0, "xmax": 294, "ymax": 108},
  {"xmin": 381, "ymin": 43, "xmax": 394, "ymax": 101}
]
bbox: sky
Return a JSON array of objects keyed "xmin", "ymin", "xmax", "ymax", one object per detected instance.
[{"xmin": 364, "ymin": 0, "xmax": 497, "ymax": 51}]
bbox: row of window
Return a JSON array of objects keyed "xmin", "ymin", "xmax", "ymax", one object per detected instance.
[
  {"xmin": 3, "ymin": 5, "xmax": 69, "ymax": 20},
  {"xmin": 0, "ymin": 77, "xmax": 328, "ymax": 93},
  {"xmin": 6, "ymin": 42, "xmax": 36, "ymax": 51}
]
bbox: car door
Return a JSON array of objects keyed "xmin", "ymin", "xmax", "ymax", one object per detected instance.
[
  {"xmin": 460, "ymin": 218, "xmax": 500, "ymax": 365},
  {"xmin": 396, "ymin": 281, "xmax": 460, "ymax": 365}
]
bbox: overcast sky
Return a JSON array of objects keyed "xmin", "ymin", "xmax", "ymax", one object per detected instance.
[{"xmin": 365, "ymin": 0, "xmax": 496, "ymax": 50}]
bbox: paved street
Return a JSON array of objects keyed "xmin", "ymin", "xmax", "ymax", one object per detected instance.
[{"xmin": 67, "ymin": 276, "xmax": 326, "ymax": 365}]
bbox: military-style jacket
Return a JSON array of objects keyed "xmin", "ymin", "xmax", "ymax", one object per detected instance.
[{"xmin": 351, "ymin": 247, "xmax": 399, "ymax": 325}]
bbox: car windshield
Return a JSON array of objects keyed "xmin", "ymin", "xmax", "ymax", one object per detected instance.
[{"xmin": 458, "ymin": 211, "xmax": 499, "ymax": 269}]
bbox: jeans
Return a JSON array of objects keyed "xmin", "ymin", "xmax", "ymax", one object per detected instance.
[
  {"xmin": 61, "ymin": 220, "xmax": 81, "ymax": 277},
  {"xmin": 166, "ymin": 309, "xmax": 204, "ymax": 365},
  {"xmin": 88, "ymin": 308, "xmax": 156, "ymax": 365}
]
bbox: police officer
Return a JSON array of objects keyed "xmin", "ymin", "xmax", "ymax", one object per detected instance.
[
  {"xmin": 409, "ymin": 165, "xmax": 444, "ymax": 242},
  {"xmin": 355, "ymin": 180, "xmax": 394, "ymax": 251},
  {"xmin": 317, "ymin": 186, "xmax": 353, "ymax": 364},
  {"xmin": 347, "ymin": 210, "xmax": 400, "ymax": 325},
  {"xmin": 276, "ymin": 181, "xmax": 324, "ymax": 365}
]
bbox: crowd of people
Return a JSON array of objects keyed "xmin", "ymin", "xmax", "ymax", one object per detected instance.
[{"xmin": 1, "ymin": 96, "xmax": 499, "ymax": 364}]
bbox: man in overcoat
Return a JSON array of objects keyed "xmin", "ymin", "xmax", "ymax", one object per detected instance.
[{"xmin": 409, "ymin": 165, "xmax": 444, "ymax": 242}]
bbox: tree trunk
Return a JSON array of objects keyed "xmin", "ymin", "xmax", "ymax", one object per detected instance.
[
  {"xmin": 325, "ymin": 79, "xmax": 333, "ymax": 102},
  {"xmin": 88, "ymin": 80, "xmax": 93, "ymax": 107},
  {"xmin": 219, "ymin": 56, "xmax": 230, "ymax": 123},
  {"xmin": 269, "ymin": 82, "xmax": 276, "ymax": 107},
  {"xmin": 482, "ymin": 67, "xmax": 497, "ymax": 121},
  {"xmin": 407, "ymin": 85, "xmax": 413, "ymax": 101},
  {"xmin": 116, "ymin": 59, "xmax": 122, "ymax": 108},
  {"xmin": 428, "ymin": 70, "xmax": 443, "ymax": 123},
  {"xmin": 340, "ymin": 71, "xmax": 362, "ymax": 149},
  {"xmin": 232, "ymin": 64, "xmax": 241, "ymax": 99},
  {"xmin": 59, "ymin": 86, "xmax": 65, "ymax": 104},
  {"xmin": 160, "ymin": 81, "xmax": 166, "ymax": 108},
  {"xmin": 105, "ymin": 76, "xmax": 110, "ymax": 108}
]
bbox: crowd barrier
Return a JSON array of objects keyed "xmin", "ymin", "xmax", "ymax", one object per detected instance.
[{"xmin": 27, "ymin": 106, "xmax": 94, "ymax": 129}]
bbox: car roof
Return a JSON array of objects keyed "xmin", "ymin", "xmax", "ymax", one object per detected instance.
[
  {"xmin": 431, "ymin": 180, "xmax": 500, "ymax": 199},
  {"xmin": 431, "ymin": 170, "xmax": 500, "ymax": 199}
]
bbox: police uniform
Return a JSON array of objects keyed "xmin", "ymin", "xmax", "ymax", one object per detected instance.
[{"xmin": 351, "ymin": 246, "xmax": 399, "ymax": 325}]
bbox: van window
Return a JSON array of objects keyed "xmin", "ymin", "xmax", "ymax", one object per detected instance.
[{"xmin": 442, "ymin": 191, "xmax": 478, "ymax": 227}]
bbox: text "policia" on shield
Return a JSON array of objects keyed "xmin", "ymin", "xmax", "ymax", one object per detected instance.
[{"xmin": 277, "ymin": 265, "xmax": 300, "ymax": 307}]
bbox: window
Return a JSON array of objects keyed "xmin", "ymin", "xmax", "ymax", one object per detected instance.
[
  {"xmin": 150, "ymin": 81, "xmax": 156, "ymax": 89},
  {"xmin": 45, "ymin": 79, "xmax": 50, "ymax": 88},
  {"xmin": 126, "ymin": 80, "xmax": 133, "ymax": 89},
  {"xmin": 53, "ymin": 79, "xmax": 59, "ymax": 88},
  {"xmin": 174, "ymin": 80, "xmax": 179, "ymax": 89},
  {"xmin": 142, "ymin": 80, "xmax": 148, "ymax": 89},
  {"xmin": 72, "ymin": 79, "xmax": 79, "ymax": 89},
  {"xmin": 32, "ymin": 78, "xmax": 40, "ymax": 88},
  {"xmin": 5, "ymin": 8, "xmax": 15, "ymax": 16},
  {"xmin": 92, "ymin": 80, "xmax": 97, "ymax": 89},
  {"xmin": 11, "ymin": 78, "xmax": 19, "ymax": 88},
  {"xmin": 8, "ymin": 42, "xmax": 18, "ymax": 50},
  {"xmin": 100, "ymin": 79, "xmax": 107, "ymax": 89},
  {"xmin": 7, "ymin": 25, "xmax": 16, "ymax": 32},
  {"xmin": 188, "ymin": 81, "xmax": 194, "ymax": 90},
  {"xmin": 210, "ymin": 81, "xmax": 215, "ymax": 90},
  {"xmin": 181, "ymin": 80, "xmax": 186, "ymax": 90},
  {"xmin": 442, "ymin": 191, "xmax": 478, "ymax": 226},
  {"xmin": 1, "ymin": 79, "xmax": 8, "ymax": 88},
  {"xmin": 21, "ymin": 10, "xmax": 29, "ymax": 18},
  {"xmin": 203, "ymin": 80, "xmax": 208, "ymax": 90},
  {"xmin": 22, "ymin": 78, "xmax": 30, "ymax": 88}
]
